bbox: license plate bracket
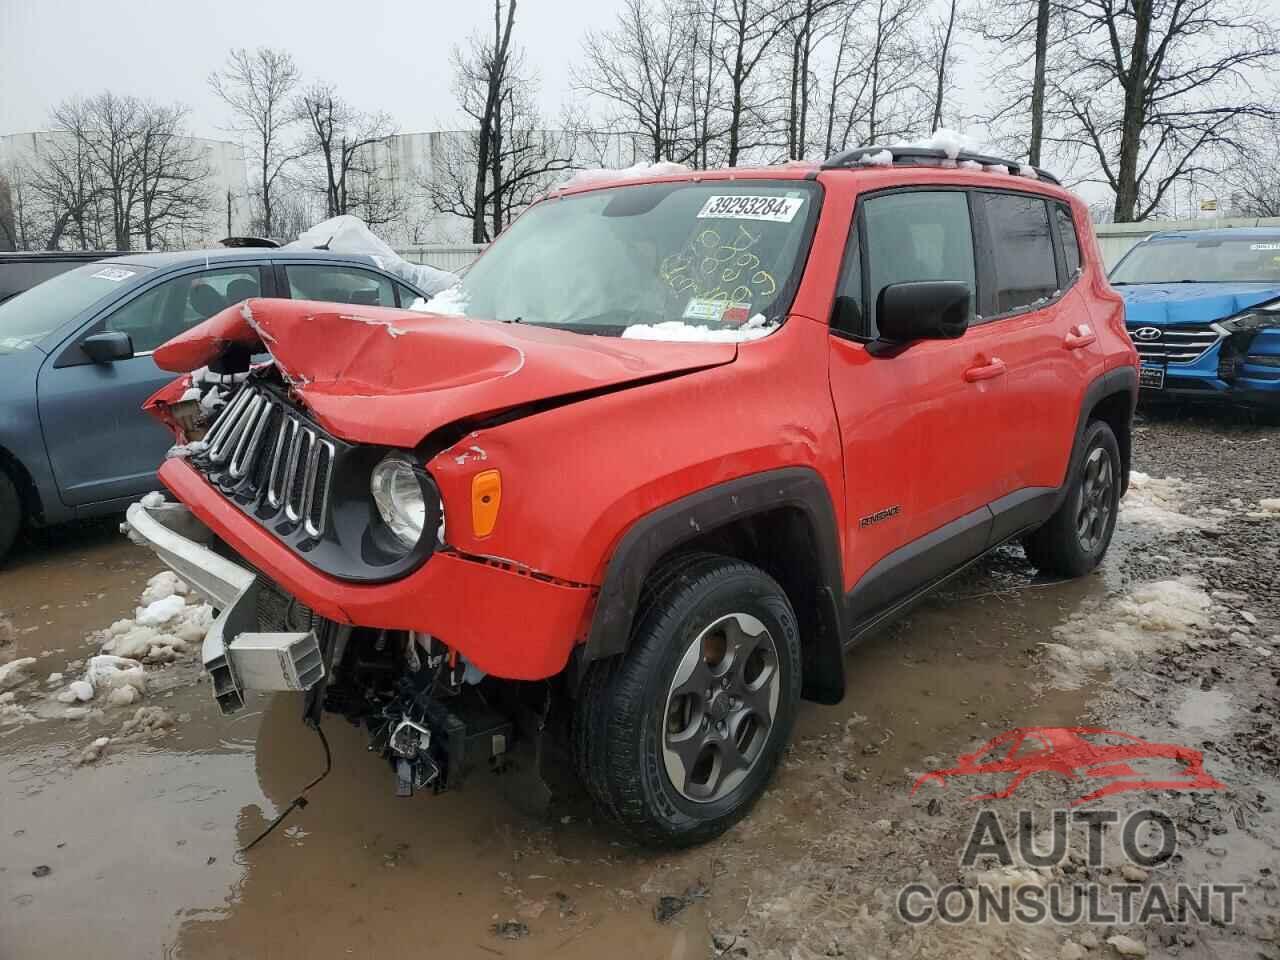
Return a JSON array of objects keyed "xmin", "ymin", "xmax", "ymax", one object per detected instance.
[{"xmin": 1139, "ymin": 366, "xmax": 1165, "ymax": 389}]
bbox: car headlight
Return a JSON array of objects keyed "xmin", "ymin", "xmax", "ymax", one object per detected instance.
[{"xmin": 370, "ymin": 455, "xmax": 433, "ymax": 549}]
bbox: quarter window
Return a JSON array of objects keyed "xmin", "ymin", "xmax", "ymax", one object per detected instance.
[
  {"xmin": 1054, "ymin": 203, "xmax": 1082, "ymax": 277},
  {"xmin": 862, "ymin": 191, "xmax": 976, "ymax": 335},
  {"xmin": 981, "ymin": 193, "xmax": 1058, "ymax": 313},
  {"xmin": 285, "ymin": 265, "xmax": 395, "ymax": 307}
]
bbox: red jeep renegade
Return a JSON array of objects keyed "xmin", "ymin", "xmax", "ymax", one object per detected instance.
[{"xmin": 126, "ymin": 146, "xmax": 1138, "ymax": 846}]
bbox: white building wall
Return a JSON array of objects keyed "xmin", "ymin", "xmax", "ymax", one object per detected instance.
[{"xmin": 0, "ymin": 131, "xmax": 249, "ymax": 249}]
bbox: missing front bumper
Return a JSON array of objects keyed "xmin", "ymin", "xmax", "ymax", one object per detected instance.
[{"xmin": 123, "ymin": 499, "xmax": 325, "ymax": 714}]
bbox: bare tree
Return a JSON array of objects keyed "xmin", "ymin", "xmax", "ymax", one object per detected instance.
[
  {"xmin": 135, "ymin": 103, "xmax": 212, "ymax": 249},
  {"xmin": 1049, "ymin": 0, "xmax": 1280, "ymax": 222},
  {"xmin": 1219, "ymin": 119, "xmax": 1280, "ymax": 217},
  {"xmin": 23, "ymin": 128, "xmax": 103, "ymax": 250},
  {"xmin": 575, "ymin": 0, "xmax": 697, "ymax": 164},
  {"xmin": 451, "ymin": 0, "xmax": 519, "ymax": 243},
  {"xmin": 715, "ymin": 0, "xmax": 798, "ymax": 165},
  {"xmin": 925, "ymin": 0, "xmax": 962, "ymax": 132},
  {"xmin": 294, "ymin": 82, "xmax": 400, "ymax": 222},
  {"xmin": 209, "ymin": 47, "xmax": 300, "ymax": 238},
  {"xmin": 0, "ymin": 173, "xmax": 15, "ymax": 251}
]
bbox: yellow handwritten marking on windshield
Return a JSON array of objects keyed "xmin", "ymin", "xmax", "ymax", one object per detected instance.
[{"xmin": 660, "ymin": 225, "xmax": 777, "ymax": 306}]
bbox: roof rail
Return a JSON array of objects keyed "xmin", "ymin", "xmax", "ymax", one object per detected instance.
[{"xmin": 821, "ymin": 146, "xmax": 1061, "ymax": 186}]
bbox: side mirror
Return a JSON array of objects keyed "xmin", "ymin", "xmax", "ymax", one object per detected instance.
[
  {"xmin": 876, "ymin": 281, "xmax": 971, "ymax": 343},
  {"xmin": 81, "ymin": 331, "xmax": 134, "ymax": 364}
]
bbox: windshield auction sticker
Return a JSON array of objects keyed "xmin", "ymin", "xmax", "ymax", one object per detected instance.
[
  {"xmin": 90, "ymin": 266, "xmax": 137, "ymax": 282},
  {"xmin": 697, "ymin": 195, "xmax": 805, "ymax": 222}
]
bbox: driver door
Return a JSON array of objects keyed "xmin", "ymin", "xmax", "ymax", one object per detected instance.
[
  {"xmin": 829, "ymin": 189, "xmax": 1007, "ymax": 622},
  {"xmin": 37, "ymin": 265, "xmax": 264, "ymax": 507}
]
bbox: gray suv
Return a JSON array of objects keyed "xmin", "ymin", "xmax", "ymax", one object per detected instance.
[{"xmin": 0, "ymin": 248, "xmax": 434, "ymax": 562}]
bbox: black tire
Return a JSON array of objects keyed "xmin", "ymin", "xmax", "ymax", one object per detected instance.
[
  {"xmin": 573, "ymin": 554, "xmax": 801, "ymax": 847},
  {"xmin": 0, "ymin": 468, "xmax": 21, "ymax": 566},
  {"xmin": 1022, "ymin": 419, "xmax": 1121, "ymax": 578}
]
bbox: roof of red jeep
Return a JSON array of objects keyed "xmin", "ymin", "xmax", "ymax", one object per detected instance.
[{"xmin": 552, "ymin": 158, "xmax": 1076, "ymax": 205}]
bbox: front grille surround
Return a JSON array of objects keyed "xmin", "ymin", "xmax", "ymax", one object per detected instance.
[
  {"xmin": 1128, "ymin": 323, "xmax": 1222, "ymax": 365},
  {"xmin": 189, "ymin": 376, "xmax": 439, "ymax": 583},
  {"xmin": 201, "ymin": 383, "xmax": 336, "ymax": 539}
]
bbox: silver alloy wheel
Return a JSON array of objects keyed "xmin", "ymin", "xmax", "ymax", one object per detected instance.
[
  {"xmin": 1075, "ymin": 446, "xmax": 1114, "ymax": 553},
  {"xmin": 661, "ymin": 612, "xmax": 781, "ymax": 803}
]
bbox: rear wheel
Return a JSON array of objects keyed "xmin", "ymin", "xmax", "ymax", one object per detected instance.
[
  {"xmin": 573, "ymin": 555, "xmax": 801, "ymax": 846},
  {"xmin": 0, "ymin": 469, "xmax": 21, "ymax": 565},
  {"xmin": 1023, "ymin": 420, "xmax": 1121, "ymax": 578}
]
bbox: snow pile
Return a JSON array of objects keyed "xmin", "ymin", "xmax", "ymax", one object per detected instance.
[
  {"xmin": 1017, "ymin": 164, "xmax": 1039, "ymax": 179},
  {"xmin": 558, "ymin": 160, "xmax": 690, "ymax": 191},
  {"xmin": 140, "ymin": 571, "xmax": 188, "ymax": 606},
  {"xmin": 1041, "ymin": 579, "xmax": 1214, "ymax": 688},
  {"xmin": 287, "ymin": 214, "xmax": 457, "ymax": 296},
  {"xmin": 76, "ymin": 736, "xmax": 111, "ymax": 766},
  {"xmin": 1120, "ymin": 471, "xmax": 1211, "ymax": 532},
  {"xmin": 408, "ymin": 284, "xmax": 470, "ymax": 317},
  {"xmin": 908, "ymin": 127, "xmax": 980, "ymax": 160},
  {"xmin": 621, "ymin": 314, "xmax": 778, "ymax": 342},
  {"xmin": 0, "ymin": 656, "xmax": 37, "ymax": 690},
  {"xmin": 984, "ymin": 163, "xmax": 1011, "ymax": 175},
  {"xmin": 119, "ymin": 706, "xmax": 174, "ymax": 738},
  {"xmin": 1248, "ymin": 497, "xmax": 1280, "ymax": 519},
  {"xmin": 858, "ymin": 149, "xmax": 894, "ymax": 167}
]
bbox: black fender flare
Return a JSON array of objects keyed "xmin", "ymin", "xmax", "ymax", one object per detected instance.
[
  {"xmin": 581, "ymin": 466, "xmax": 847, "ymax": 704},
  {"xmin": 1056, "ymin": 365, "xmax": 1138, "ymax": 511}
]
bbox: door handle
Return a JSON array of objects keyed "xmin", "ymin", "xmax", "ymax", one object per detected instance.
[
  {"xmin": 1064, "ymin": 324, "xmax": 1096, "ymax": 349},
  {"xmin": 964, "ymin": 357, "xmax": 1007, "ymax": 382}
]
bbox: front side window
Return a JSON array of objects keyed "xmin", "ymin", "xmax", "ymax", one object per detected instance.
[
  {"xmin": 862, "ymin": 190, "xmax": 976, "ymax": 334},
  {"xmin": 431, "ymin": 180, "xmax": 821, "ymax": 336},
  {"xmin": 982, "ymin": 193, "xmax": 1058, "ymax": 314},
  {"xmin": 106, "ymin": 266, "xmax": 261, "ymax": 353},
  {"xmin": 286, "ymin": 264, "xmax": 395, "ymax": 307},
  {"xmin": 1110, "ymin": 236, "xmax": 1280, "ymax": 284},
  {"xmin": 0, "ymin": 262, "xmax": 153, "ymax": 354}
]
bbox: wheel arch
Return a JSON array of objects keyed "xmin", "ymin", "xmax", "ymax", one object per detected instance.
[
  {"xmin": 581, "ymin": 467, "xmax": 847, "ymax": 705},
  {"xmin": 0, "ymin": 443, "xmax": 41, "ymax": 526},
  {"xmin": 1069, "ymin": 366, "xmax": 1137, "ymax": 498}
]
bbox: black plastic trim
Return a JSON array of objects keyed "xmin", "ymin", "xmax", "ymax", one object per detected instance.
[
  {"xmin": 582, "ymin": 467, "xmax": 845, "ymax": 701},
  {"xmin": 845, "ymin": 504, "xmax": 991, "ymax": 625}
]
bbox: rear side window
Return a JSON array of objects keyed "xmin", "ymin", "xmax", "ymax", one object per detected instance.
[
  {"xmin": 286, "ymin": 264, "xmax": 395, "ymax": 307},
  {"xmin": 981, "ymin": 193, "xmax": 1058, "ymax": 314},
  {"xmin": 862, "ymin": 191, "xmax": 975, "ymax": 335},
  {"xmin": 1055, "ymin": 203, "xmax": 1082, "ymax": 277}
]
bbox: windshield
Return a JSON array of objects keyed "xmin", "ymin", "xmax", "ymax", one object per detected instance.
[
  {"xmin": 0, "ymin": 262, "xmax": 151, "ymax": 353},
  {"xmin": 1111, "ymin": 237, "xmax": 1280, "ymax": 284},
  {"xmin": 423, "ymin": 180, "xmax": 821, "ymax": 337}
]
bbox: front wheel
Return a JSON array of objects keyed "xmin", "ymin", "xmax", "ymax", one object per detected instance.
[
  {"xmin": 1023, "ymin": 419, "xmax": 1121, "ymax": 578},
  {"xmin": 573, "ymin": 555, "xmax": 801, "ymax": 847}
]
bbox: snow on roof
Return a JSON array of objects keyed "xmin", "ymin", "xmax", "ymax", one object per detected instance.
[{"xmin": 559, "ymin": 160, "xmax": 691, "ymax": 191}]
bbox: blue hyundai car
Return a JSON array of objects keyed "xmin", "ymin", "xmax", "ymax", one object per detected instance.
[
  {"xmin": 0, "ymin": 248, "xmax": 439, "ymax": 562},
  {"xmin": 1110, "ymin": 228, "xmax": 1280, "ymax": 408}
]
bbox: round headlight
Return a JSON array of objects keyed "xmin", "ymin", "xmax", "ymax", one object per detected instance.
[{"xmin": 370, "ymin": 456, "xmax": 427, "ymax": 549}]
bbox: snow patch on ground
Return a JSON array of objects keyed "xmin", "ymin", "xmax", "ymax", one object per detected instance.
[
  {"xmin": 408, "ymin": 284, "xmax": 470, "ymax": 317},
  {"xmin": 1041, "ymin": 579, "xmax": 1214, "ymax": 689},
  {"xmin": 0, "ymin": 656, "xmax": 37, "ymax": 690},
  {"xmin": 1120, "ymin": 471, "xmax": 1212, "ymax": 532},
  {"xmin": 621, "ymin": 314, "xmax": 777, "ymax": 342}
]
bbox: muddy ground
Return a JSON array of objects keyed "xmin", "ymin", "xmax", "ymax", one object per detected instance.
[{"xmin": 1, "ymin": 408, "xmax": 1277, "ymax": 960}]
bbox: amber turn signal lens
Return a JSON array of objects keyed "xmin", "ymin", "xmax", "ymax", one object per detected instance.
[{"xmin": 471, "ymin": 469, "xmax": 501, "ymax": 537}]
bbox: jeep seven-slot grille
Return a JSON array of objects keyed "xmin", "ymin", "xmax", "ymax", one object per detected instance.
[
  {"xmin": 1128, "ymin": 323, "xmax": 1222, "ymax": 365},
  {"xmin": 200, "ymin": 384, "xmax": 336, "ymax": 538}
]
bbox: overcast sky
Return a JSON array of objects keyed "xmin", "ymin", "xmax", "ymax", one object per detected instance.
[{"xmin": 0, "ymin": 0, "xmax": 619, "ymax": 139}]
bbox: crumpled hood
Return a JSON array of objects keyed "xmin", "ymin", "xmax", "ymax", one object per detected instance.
[
  {"xmin": 1119, "ymin": 283, "xmax": 1280, "ymax": 327},
  {"xmin": 152, "ymin": 298, "xmax": 736, "ymax": 447}
]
